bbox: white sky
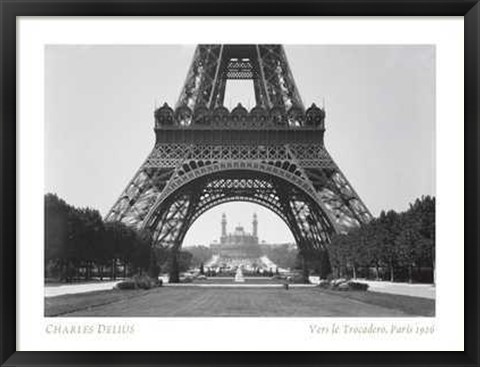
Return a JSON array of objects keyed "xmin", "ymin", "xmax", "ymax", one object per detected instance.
[{"xmin": 45, "ymin": 45, "xmax": 435, "ymax": 247}]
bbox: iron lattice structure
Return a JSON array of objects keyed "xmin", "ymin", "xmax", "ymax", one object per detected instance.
[{"xmin": 106, "ymin": 44, "xmax": 372, "ymax": 260}]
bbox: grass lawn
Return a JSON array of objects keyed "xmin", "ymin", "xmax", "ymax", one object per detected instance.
[
  {"xmin": 317, "ymin": 289, "xmax": 435, "ymax": 317},
  {"xmin": 45, "ymin": 289, "xmax": 144, "ymax": 316},
  {"xmin": 45, "ymin": 286, "xmax": 434, "ymax": 317}
]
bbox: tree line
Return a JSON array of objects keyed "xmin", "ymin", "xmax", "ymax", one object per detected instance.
[
  {"xmin": 45, "ymin": 193, "xmax": 199, "ymax": 283},
  {"xmin": 45, "ymin": 193, "xmax": 153, "ymax": 282},
  {"xmin": 262, "ymin": 244, "xmax": 298, "ymax": 270},
  {"xmin": 45, "ymin": 192, "xmax": 435, "ymax": 284},
  {"xmin": 326, "ymin": 195, "xmax": 435, "ymax": 283}
]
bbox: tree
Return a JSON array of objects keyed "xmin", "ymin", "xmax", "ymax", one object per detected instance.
[
  {"xmin": 410, "ymin": 196, "xmax": 435, "ymax": 282},
  {"xmin": 324, "ymin": 196, "xmax": 435, "ymax": 283},
  {"xmin": 185, "ymin": 245, "xmax": 213, "ymax": 267},
  {"xmin": 396, "ymin": 212, "xmax": 422, "ymax": 283},
  {"xmin": 327, "ymin": 233, "xmax": 350, "ymax": 278},
  {"xmin": 45, "ymin": 194, "xmax": 71, "ymax": 280},
  {"xmin": 395, "ymin": 196, "xmax": 435, "ymax": 283},
  {"xmin": 103, "ymin": 221, "xmax": 125, "ymax": 280},
  {"xmin": 377, "ymin": 210, "xmax": 402, "ymax": 282},
  {"xmin": 262, "ymin": 244, "xmax": 298, "ymax": 270},
  {"xmin": 45, "ymin": 193, "xmax": 157, "ymax": 283},
  {"xmin": 130, "ymin": 229, "xmax": 152, "ymax": 275},
  {"xmin": 348, "ymin": 226, "xmax": 372, "ymax": 279},
  {"xmin": 76, "ymin": 207, "xmax": 104, "ymax": 279}
]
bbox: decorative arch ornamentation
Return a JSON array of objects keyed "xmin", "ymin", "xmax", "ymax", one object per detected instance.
[{"xmin": 142, "ymin": 162, "xmax": 338, "ymax": 233}]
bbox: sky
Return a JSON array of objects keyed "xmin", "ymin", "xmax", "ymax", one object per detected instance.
[{"xmin": 45, "ymin": 45, "xmax": 435, "ymax": 247}]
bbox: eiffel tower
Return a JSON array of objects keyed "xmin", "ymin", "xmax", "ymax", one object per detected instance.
[{"xmin": 106, "ymin": 45, "xmax": 372, "ymax": 276}]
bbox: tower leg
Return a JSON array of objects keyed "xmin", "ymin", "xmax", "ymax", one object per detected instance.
[
  {"xmin": 169, "ymin": 250, "xmax": 180, "ymax": 283},
  {"xmin": 319, "ymin": 249, "xmax": 332, "ymax": 279},
  {"xmin": 300, "ymin": 248, "xmax": 310, "ymax": 284},
  {"xmin": 148, "ymin": 247, "xmax": 161, "ymax": 279}
]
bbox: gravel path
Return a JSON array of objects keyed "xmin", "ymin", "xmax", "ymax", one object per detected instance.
[
  {"xmin": 361, "ymin": 281, "xmax": 435, "ymax": 299},
  {"xmin": 45, "ymin": 281, "xmax": 120, "ymax": 298},
  {"xmin": 45, "ymin": 279, "xmax": 435, "ymax": 299}
]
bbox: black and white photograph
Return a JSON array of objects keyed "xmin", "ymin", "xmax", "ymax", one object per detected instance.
[{"xmin": 44, "ymin": 44, "xmax": 436, "ymax": 318}]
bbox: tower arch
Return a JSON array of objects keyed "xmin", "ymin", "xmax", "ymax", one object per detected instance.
[{"xmin": 140, "ymin": 169, "xmax": 335, "ymax": 258}]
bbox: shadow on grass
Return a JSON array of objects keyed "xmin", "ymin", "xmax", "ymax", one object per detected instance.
[{"xmin": 45, "ymin": 289, "xmax": 147, "ymax": 317}]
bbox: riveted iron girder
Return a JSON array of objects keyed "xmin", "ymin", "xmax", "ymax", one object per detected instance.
[{"xmin": 176, "ymin": 45, "xmax": 304, "ymax": 112}]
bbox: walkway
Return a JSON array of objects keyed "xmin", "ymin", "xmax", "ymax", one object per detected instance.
[
  {"xmin": 164, "ymin": 283, "xmax": 314, "ymax": 288},
  {"xmin": 45, "ymin": 281, "xmax": 120, "ymax": 298},
  {"xmin": 45, "ymin": 278, "xmax": 435, "ymax": 299},
  {"xmin": 362, "ymin": 280, "xmax": 435, "ymax": 300}
]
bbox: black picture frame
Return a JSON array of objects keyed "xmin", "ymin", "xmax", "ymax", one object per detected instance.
[{"xmin": 1, "ymin": 0, "xmax": 478, "ymax": 366}]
